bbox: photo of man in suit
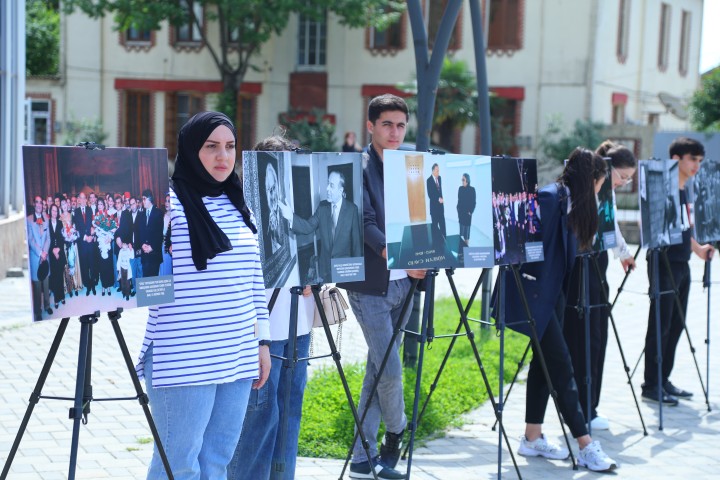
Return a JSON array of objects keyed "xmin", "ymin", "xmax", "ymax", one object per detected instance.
[
  {"xmin": 137, "ymin": 189, "xmax": 164, "ymax": 277},
  {"xmin": 427, "ymin": 163, "xmax": 446, "ymax": 240},
  {"xmin": 74, "ymin": 192, "xmax": 97, "ymax": 296},
  {"xmin": 115, "ymin": 196, "xmax": 143, "ymax": 293},
  {"xmin": 264, "ymin": 162, "xmax": 287, "ymax": 258},
  {"xmin": 279, "ymin": 170, "xmax": 361, "ymax": 283}
]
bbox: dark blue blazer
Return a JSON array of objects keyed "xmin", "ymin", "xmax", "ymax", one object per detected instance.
[{"xmin": 492, "ymin": 182, "xmax": 577, "ymax": 339}]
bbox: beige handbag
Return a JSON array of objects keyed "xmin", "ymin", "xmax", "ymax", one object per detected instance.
[{"xmin": 312, "ymin": 285, "xmax": 349, "ymax": 328}]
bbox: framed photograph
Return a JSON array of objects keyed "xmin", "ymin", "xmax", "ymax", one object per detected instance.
[
  {"xmin": 491, "ymin": 157, "xmax": 543, "ymax": 265},
  {"xmin": 243, "ymin": 151, "xmax": 364, "ymax": 287},
  {"xmin": 243, "ymin": 151, "xmax": 297, "ymax": 289},
  {"xmin": 691, "ymin": 156, "xmax": 720, "ymax": 244},
  {"xmin": 384, "ymin": 150, "xmax": 494, "ymax": 270},
  {"xmin": 638, "ymin": 159, "xmax": 682, "ymax": 249},
  {"xmin": 593, "ymin": 161, "xmax": 618, "ymax": 252},
  {"xmin": 22, "ymin": 145, "xmax": 173, "ymax": 322}
]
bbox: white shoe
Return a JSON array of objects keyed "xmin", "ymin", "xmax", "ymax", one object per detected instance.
[
  {"xmin": 590, "ymin": 415, "xmax": 609, "ymax": 430},
  {"xmin": 518, "ymin": 435, "xmax": 569, "ymax": 460},
  {"xmin": 578, "ymin": 440, "xmax": 617, "ymax": 472}
]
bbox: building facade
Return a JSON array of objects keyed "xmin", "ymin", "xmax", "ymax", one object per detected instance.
[{"xmin": 27, "ymin": 0, "xmax": 704, "ymax": 160}]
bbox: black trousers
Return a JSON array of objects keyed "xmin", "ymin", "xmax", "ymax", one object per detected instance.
[
  {"xmin": 563, "ymin": 252, "xmax": 609, "ymax": 420},
  {"xmin": 526, "ymin": 291, "xmax": 588, "ymax": 439},
  {"xmin": 644, "ymin": 258, "xmax": 690, "ymax": 390}
]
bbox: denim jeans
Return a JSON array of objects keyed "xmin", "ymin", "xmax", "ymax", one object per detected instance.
[
  {"xmin": 348, "ymin": 278, "xmax": 413, "ymax": 463},
  {"xmin": 228, "ymin": 334, "xmax": 310, "ymax": 480},
  {"xmin": 143, "ymin": 345, "xmax": 253, "ymax": 480}
]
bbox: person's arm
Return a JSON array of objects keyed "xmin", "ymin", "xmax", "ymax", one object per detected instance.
[
  {"xmin": 362, "ymin": 178, "xmax": 385, "ymax": 257},
  {"xmin": 470, "ymin": 187, "xmax": 476, "ymax": 214},
  {"xmin": 251, "ymin": 230, "xmax": 271, "ymax": 389},
  {"xmin": 350, "ymin": 204, "xmax": 362, "ymax": 257},
  {"xmin": 691, "ymin": 237, "xmax": 715, "ymax": 261},
  {"xmin": 610, "ymin": 190, "xmax": 635, "ymax": 272}
]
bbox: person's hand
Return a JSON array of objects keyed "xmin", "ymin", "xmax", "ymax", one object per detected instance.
[
  {"xmin": 620, "ymin": 257, "xmax": 636, "ymax": 273},
  {"xmin": 405, "ymin": 269, "xmax": 426, "ymax": 279},
  {"xmin": 278, "ymin": 201, "xmax": 293, "ymax": 221},
  {"xmin": 52, "ymin": 247, "xmax": 60, "ymax": 260},
  {"xmin": 40, "ymin": 251, "xmax": 48, "ymax": 262},
  {"xmin": 302, "ymin": 286, "xmax": 312, "ymax": 297},
  {"xmin": 439, "ymin": 197, "xmax": 444, "ymax": 204},
  {"xmin": 168, "ymin": 245, "xmax": 172, "ymax": 255},
  {"xmin": 692, "ymin": 238, "xmax": 715, "ymax": 261},
  {"xmin": 253, "ymin": 344, "xmax": 271, "ymax": 389},
  {"xmin": 381, "ymin": 247, "xmax": 387, "ymax": 260}
]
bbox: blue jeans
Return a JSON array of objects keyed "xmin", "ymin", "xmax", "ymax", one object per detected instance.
[
  {"xmin": 348, "ymin": 278, "xmax": 413, "ymax": 463},
  {"xmin": 143, "ymin": 345, "xmax": 253, "ymax": 480},
  {"xmin": 228, "ymin": 334, "xmax": 310, "ymax": 480}
]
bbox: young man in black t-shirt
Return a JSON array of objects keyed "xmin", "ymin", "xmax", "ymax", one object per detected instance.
[{"xmin": 642, "ymin": 137, "xmax": 715, "ymax": 405}]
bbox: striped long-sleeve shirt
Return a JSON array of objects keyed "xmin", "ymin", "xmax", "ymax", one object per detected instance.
[{"xmin": 137, "ymin": 188, "xmax": 270, "ymax": 388}]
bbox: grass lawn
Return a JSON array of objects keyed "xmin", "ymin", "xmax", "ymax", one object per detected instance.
[{"xmin": 298, "ymin": 296, "xmax": 530, "ymax": 458}]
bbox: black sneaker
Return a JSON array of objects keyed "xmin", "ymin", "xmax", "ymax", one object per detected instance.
[
  {"xmin": 664, "ymin": 382, "xmax": 693, "ymax": 398},
  {"xmin": 349, "ymin": 457, "xmax": 406, "ymax": 479},
  {"xmin": 641, "ymin": 389, "xmax": 679, "ymax": 406},
  {"xmin": 379, "ymin": 429, "xmax": 404, "ymax": 468}
]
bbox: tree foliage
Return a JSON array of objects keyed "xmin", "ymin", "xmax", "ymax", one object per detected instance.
[
  {"xmin": 62, "ymin": 0, "xmax": 405, "ymax": 120},
  {"xmin": 690, "ymin": 68, "xmax": 720, "ymax": 132},
  {"xmin": 26, "ymin": 0, "xmax": 60, "ymax": 76},
  {"xmin": 280, "ymin": 109, "xmax": 337, "ymax": 152},
  {"xmin": 538, "ymin": 115, "xmax": 606, "ymax": 164},
  {"xmin": 398, "ymin": 58, "xmax": 514, "ymax": 154},
  {"xmin": 62, "ymin": 115, "xmax": 109, "ymax": 146}
]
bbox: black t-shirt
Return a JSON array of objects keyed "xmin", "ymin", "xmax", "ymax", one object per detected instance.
[{"xmin": 666, "ymin": 188, "xmax": 692, "ymax": 263}]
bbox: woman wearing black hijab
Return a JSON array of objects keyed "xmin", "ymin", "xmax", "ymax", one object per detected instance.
[{"xmin": 137, "ymin": 111, "xmax": 271, "ymax": 479}]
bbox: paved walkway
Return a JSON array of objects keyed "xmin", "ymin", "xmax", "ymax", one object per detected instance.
[{"xmin": 1, "ymin": 247, "xmax": 719, "ymax": 479}]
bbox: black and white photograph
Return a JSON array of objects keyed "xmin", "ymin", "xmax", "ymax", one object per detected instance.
[
  {"xmin": 22, "ymin": 145, "xmax": 173, "ymax": 322},
  {"xmin": 280, "ymin": 152, "xmax": 364, "ymax": 285},
  {"xmin": 692, "ymin": 156, "xmax": 720, "ymax": 244},
  {"xmin": 491, "ymin": 157, "xmax": 543, "ymax": 265},
  {"xmin": 638, "ymin": 158, "xmax": 682, "ymax": 249},
  {"xmin": 593, "ymin": 162, "xmax": 617, "ymax": 252},
  {"xmin": 243, "ymin": 151, "xmax": 364, "ymax": 287},
  {"xmin": 384, "ymin": 151, "xmax": 494, "ymax": 270},
  {"xmin": 243, "ymin": 150, "xmax": 297, "ymax": 289}
]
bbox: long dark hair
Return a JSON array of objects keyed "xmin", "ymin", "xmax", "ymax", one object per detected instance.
[{"xmin": 558, "ymin": 147, "xmax": 607, "ymax": 250}]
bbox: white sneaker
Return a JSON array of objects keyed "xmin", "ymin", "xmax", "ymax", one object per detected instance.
[
  {"xmin": 518, "ymin": 435, "xmax": 569, "ymax": 460},
  {"xmin": 590, "ymin": 415, "xmax": 609, "ymax": 430},
  {"xmin": 578, "ymin": 440, "xmax": 617, "ymax": 472}
]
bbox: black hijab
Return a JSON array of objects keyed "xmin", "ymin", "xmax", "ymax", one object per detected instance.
[{"xmin": 171, "ymin": 111, "xmax": 257, "ymax": 271}]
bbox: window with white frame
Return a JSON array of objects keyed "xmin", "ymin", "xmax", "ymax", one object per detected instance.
[
  {"xmin": 297, "ymin": 11, "xmax": 327, "ymax": 69},
  {"xmin": 176, "ymin": 0, "xmax": 204, "ymax": 43},
  {"xmin": 26, "ymin": 99, "xmax": 51, "ymax": 145}
]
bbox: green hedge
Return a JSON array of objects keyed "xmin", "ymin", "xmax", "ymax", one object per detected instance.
[{"xmin": 298, "ymin": 297, "xmax": 530, "ymax": 458}]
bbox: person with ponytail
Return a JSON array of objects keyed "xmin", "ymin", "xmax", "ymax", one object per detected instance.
[
  {"xmin": 136, "ymin": 111, "xmax": 271, "ymax": 479},
  {"xmin": 563, "ymin": 141, "xmax": 637, "ymax": 431},
  {"xmin": 494, "ymin": 147, "xmax": 617, "ymax": 472}
]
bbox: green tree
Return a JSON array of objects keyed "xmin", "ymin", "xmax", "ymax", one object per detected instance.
[
  {"xmin": 280, "ymin": 109, "xmax": 337, "ymax": 152},
  {"xmin": 399, "ymin": 58, "xmax": 514, "ymax": 153},
  {"xmin": 26, "ymin": 0, "xmax": 60, "ymax": 76},
  {"xmin": 690, "ymin": 68, "xmax": 720, "ymax": 132},
  {"xmin": 63, "ymin": 0, "xmax": 404, "ymax": 120},
  {"xmin": 62, "ymin": 115, "xmax": 109, "ymax": 146},
  {"xmin": 539, "ymin": 115, "xmax": 605, "ymax": 164}
]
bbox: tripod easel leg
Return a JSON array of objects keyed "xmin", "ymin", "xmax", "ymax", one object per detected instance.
[
  {"xmin": 108, "ymin": 311, "xmax": 174, "ymax": 479},
  {"xmin": 67, "ymin": 313, "xmax": 98, "ymax": 480},
  {"xmin": 508, "ymin": 265, "xmax": 577, "ymax": 470},
  {"xmin": 659, "ymin": 250, "xmax": 710, "ymax": 410},
  {"xmin": 1, "ymin": 318, "xmax": 70, "ymax": 480},
  {"xmin": 589, "ymin": 255, "xmax": 647, "ymax": 435},
  {"xmin": 339, "ymin": 280, "xmax": 418, "ymax": 480}
]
